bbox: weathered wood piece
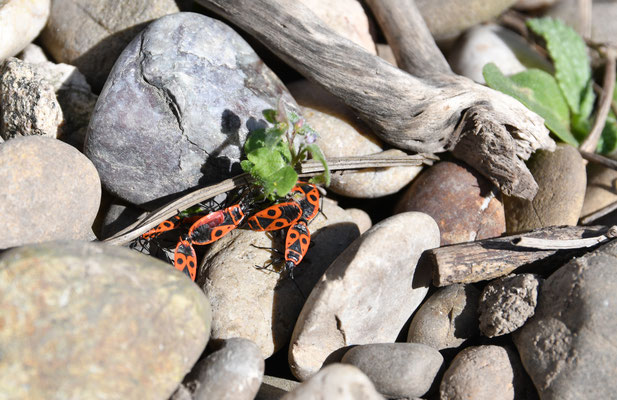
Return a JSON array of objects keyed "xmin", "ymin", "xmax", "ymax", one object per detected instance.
[
  {"xmin": 429, "ymin": 225, "xmax": 611, "ymax": 286},
  {"xmin": 196, "ymin": 0, "xmax": 554, "ymax": 199}
]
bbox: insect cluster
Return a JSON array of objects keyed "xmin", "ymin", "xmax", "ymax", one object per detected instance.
[{"xmin": 140, "ymin": 181, "xmax": 321, "ymax": 282}]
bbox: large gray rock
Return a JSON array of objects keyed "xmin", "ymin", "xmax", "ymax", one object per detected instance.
[
  {"xmin": 407, "ymin": 284, "xmax": 480, "ymax": 350},
  {"xmin": 504, "ymin": 144, "xmax": 586, "ymax": 233},
  {"xmin": 289, "ymin": 212, "xmax": 440, "ymax": 380},
  {"xmin": 479, "ymin": 273, "xmax": 541, "ymax": 338},
  {"xmin": 200, "ymin": 198, "xmax": 359, "ymax": 358},
  {"xmin": 0, "ymin": 0, "xmax": 49, "ymax": 60},
  {"xmin": 192, "ymin": 338, "xmax": 264, "ymax": 400},
  {"xmin": 514, "ymin": 240, "xmax": 617, "ymax": 399},
  {"xmin": 0, "ymin": 241, "xmax": 211, "ymax": 399},
  {"xmin": 39, "ymin": 0, "xmax": 179, "ymax": 91},
  {"xmin": 0, "ymin": 57, "xmax": 63, "ymax": 140},
  {"xmin": 85, "ymin": 12, "xmax": 297, "ymax": 208},
  {"xmin": 341, "ymin": 343, "xmax": 443, "ymax": 398},
  {"xmin": 0, "ymin": 136, "xmax": 101, "ymax": 248},
  {"xmin": 282, "ymin": 364, "xmax": 384, "ymax": 400}
]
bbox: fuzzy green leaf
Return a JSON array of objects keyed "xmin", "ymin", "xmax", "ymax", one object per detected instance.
[
  {"xmin": 262, "ymin": 109, "xmax": 277, "ymax": 124},
  {"xmin": 306, "ymin": 144, "xmax": 331, "ymax": 186},
  {"xmin": 262, "ymin": 166, "xmax": 298, "ymax": 199},
  {"xmin": 527, "ymin": 17, "xmax": 591, "ymax": 115},
  {"xmin": 598, "ymin": 115, "xmax": 617, "ymax": 154},
  {"xmin": 483, "ymin": 63, "xmax": 578, "ymax": 145}
]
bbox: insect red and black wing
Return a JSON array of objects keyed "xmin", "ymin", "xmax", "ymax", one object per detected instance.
[
  {"xmin": 293, "ymin": 182, "xmax": 320, "ymax": 222},
  {"xmin": 247, "ymin": 202, "xmax": 303, "ymax": 231},
  {"xmin": 174, "ymin": 238, "xmax": 197, "ymax": 281},
  {"xmin": 284, "ymin": 220, "xmax": 311, "ymax": 278},
  {"xmin": 188, "ymin": 204, "xmax": 245, "ymax": 245},
  {"xmin": 141, "ymin": 216, "xmax": 182, "ymax": 239}
]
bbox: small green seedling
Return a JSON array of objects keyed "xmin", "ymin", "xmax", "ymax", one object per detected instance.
[
  {"xmin": 241, "ymin": 100, "xmax": 330, "ymax": 201},
  {"xmin": 483, "ymin": 17, "xmax": 617, "ymax": 154}
]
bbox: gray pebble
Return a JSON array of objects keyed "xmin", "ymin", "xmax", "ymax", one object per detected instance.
[
  {"xmin": 192, "ymin": 338, "xmax": 264, "ymax": 400},
  {"xmin": 282, "ymin": 364, "xmax": 384, "ymax": 400},
  {"xmin": 256, "ymin": 376, "xmax": 300, "ymax": 400},
  {"xmin": 407, "ymin": 284, "xmax": 480, "ymax": 350},
  {"xmin": 0, "ymin": 241, "xmax": 211, "ymax": 399},
  {"xmin": 0, "ymin": 136, "xmax": 100, "ymax": 248},
  {"xmin": 0, "ymin": 57, "xmax": 63, "ymax": 140},
  {"xmin": 289, "ymin": 212, "xmax": 439, "ymax": 380},
  {"xmin": 479, "ymin": 274, "xmax": 541, "ymax": 337},
  {"xmin": 341, "ymin": 343, "xmax": 443, "ymax": 398}
]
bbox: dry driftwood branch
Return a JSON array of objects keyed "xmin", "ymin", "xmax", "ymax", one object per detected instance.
[
  {"xmin": 196, "ymin": 0, "xmax": 554, "ymax": 199},
  {"xmin": 429, "ymin": 225, "xmax": 611, "ymax": 286},
  {"xmin": 103, "ymin": 153, "xmax": 432, "ymax": 245}
]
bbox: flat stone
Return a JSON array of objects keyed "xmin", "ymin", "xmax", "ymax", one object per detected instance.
[
  {"xmin": 504, "ymin": 144, "xmax": 586, "ymax": 233},
  {"xmin": 0, "ymin": 241, "xmax": 211, "ymax": 399},
  {"xmin": 289, "ymin": 212, "xmax": 439, "ymax": 380},
  {"xmin": 439, "ymin": 345, "xmax": 527, "ymax": 400},
  {"xmin": 85, "ymin": 12, "xmax": 297, "ymax": 208},
  {"xmin": 281, "ymin": 364, "xmax": 384, "ymax": 400},
  {"xmin": 407, "ymin": 284, "xmax": 480, "ymax": 350},
  {"xmin": 200, "ymin": 198, "xmax": 359, "ymax": 358},
  {"xmin": 40, "ymin": 0, "xmax": 179, "ymax": 91},
  {"xmin": 479, "ymin": 274, "xmax": 541, "ymax": 338},
  {"xmin": 288, "ymin": 80, "xmax": 421, "ymax": 198},
  {"xmin": 0, "ymin": 136, "xmax": 101, "ymax": 248},
  {"xmin": 514, "ymin": 239, "xmax": 617, "ymax": 399},
  {"xmin": 416, "ymin": 0, "xmax": 517, "ymax": 41},
  {"xmin": 297, "ymin": 0, "xmax": 376, "ymax": 54},
  {"xmin": 192, "ymin": 338, "xmax": 264, "ymax": 400},
  {"xmin": 17, "ymin": 43, "xmax": 48, "ymax": 64},
  {"xmin": 0, "ymin": 0, "xmax": 49, "ymax": 60},
  {"xmin": 395, "ymin": 160, "xmax": 505, "ymax": 245},
  {"xmin": 341, "ymin": 343, "xmax": 443, "ymax": 398},
  {"xmin": 0, "ymin": 57, "xmax": 63, "ymax": 140}
]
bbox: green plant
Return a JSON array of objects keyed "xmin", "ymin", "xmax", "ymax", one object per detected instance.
[
  {"xmin": 241, "ymin": 100, "xmax": 330, "ymax": 201},
  {"xmin": 483, "ymin": 17, "xmax": 617, "ymax": 154}
]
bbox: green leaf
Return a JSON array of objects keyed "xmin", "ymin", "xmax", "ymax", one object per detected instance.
[
  {"xmin": 262, "ymin": 166, "xmax": 298, "ymax": 199},
  {"xmin": 527, "ymin": 17, "xmax": 591, "ymax": 115},
  {"xmin": 243, "ymin": 128, "xmax": 267, "ymax": 154},
  {"xmin": 306, "ymin": 144, "xmax": 331, "ymax": 186},
  {"xmin": 598, "ymin": 115, "xmax": 617, "ymax": 154},
  {"xmin": 262, "ymin": 109, "xmax": 277, "ymax": 124},
  {"xmin": 483, "ymin": 63, "xmax": 578, "ymax": 145},
  {"xmin": 244, "ymin": 147, "xmax": 288, "ymax": 180}
]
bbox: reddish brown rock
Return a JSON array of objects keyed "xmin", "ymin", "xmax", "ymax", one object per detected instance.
[{"xmin": 395, "ymin": 161, "xmax": 505, "ymax": 245}]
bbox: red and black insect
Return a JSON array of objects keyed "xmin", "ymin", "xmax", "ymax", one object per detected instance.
[
  {"xmin": 247, "ymin": 201, "xmax": 303, "ymax": 231},
  {"xmin": 291, "ymin": 182, "xmax": 320, "ymax": 222},
  {"xmin": 283, "ymin": 219, "xmax": 311, "ymax": 279}
]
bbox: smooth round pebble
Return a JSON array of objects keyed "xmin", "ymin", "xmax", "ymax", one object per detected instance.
[
  {"xmin": 289, "ymin": 212, "xmax": 439, "ymax": 380},
  {"xmin": 40, "ymin": 0, "xmax": 179, "ymax": 90},
  {"xmin": 345, "ymin": 208, "xmax": 372, "ymax": 234},
  {"xmin": 407, "ymin": 284, "xmax": 480, "ymax": 350},
  {"xmin": 281, "ymin": 364, "xmax": 384, "ymax": 400},
  {"xmin": 0, "ymin": 136, "xmax": 101, "ymax": 248},
  {"xmin": 514, "ymin": 239, "xmax": 617, "ymax": 399},
  {"xmin": 504, "ymin": 144, "xmax": 586, "ymax": 233},
  {"xmin": 200, "ymin": 198, "xmax": 359, "ymax": 358},
  {"xmin": 288, "ymin": 80, "xmax": 421, "ymax": 198},
  {"xmin": 0, "ymin": 57, "xmax": 63, "ymax": 140},
  {"xmin": 341, "ymin": 343, "xmax": 443, "ymax": 398},
  {"xmin": 479, "ymin": 274, "xmax": 541, "ymax": 338},
  {"xmin": 192, "ymin": 338, "xmax": 264, "ymax": 400},
  {"xmin": 0, "ymin": 0, "xmax": 49, "ymax": 60},
  {"xmin": 0, "ymin": 241, "xmax": 212, "ymax": 399},
  {"xmin": 256, "ymin": 376, "xmax": 300, "ymax": 400},
  {"xmin": 581, "ymin": 163, "xmax": 617, "ymax": 221},
  {"xmin": 395, "ymin": 160, "xmax": 505, "ymax": 245},
  {"xmin": 85, "ymin": 12, "xmax": 297, "ymax": 207},
  {"xmin": 440, "ymin": 346, "xmax": 523, "ymax": 400}
]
